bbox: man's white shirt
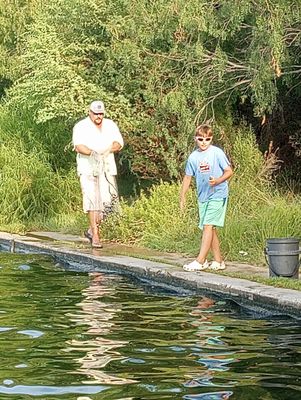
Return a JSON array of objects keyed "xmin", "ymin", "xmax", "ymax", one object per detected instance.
[{"xmin": 72, "ymin": 117, "xmax": 124, "ymax": 176}]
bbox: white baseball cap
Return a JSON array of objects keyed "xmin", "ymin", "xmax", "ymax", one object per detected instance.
[{"xmin": 89, "ymin": 100, "xmax": 105, "ymax": 114}]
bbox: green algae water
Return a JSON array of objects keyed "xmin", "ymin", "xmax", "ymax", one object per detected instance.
[{"xmin": 0, "ymin": 253, "xmax": 300, "ymax": 400}]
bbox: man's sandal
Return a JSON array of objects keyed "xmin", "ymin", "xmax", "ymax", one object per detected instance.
[
  {"xmin": 84, "ymin": 230, "xmax": 92, "ymax": 243},
  {"xmin": 92, "ymin": 242, "xmax": 103, "ymax": 249}
]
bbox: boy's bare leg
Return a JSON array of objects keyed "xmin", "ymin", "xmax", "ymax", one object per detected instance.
[
  {"xmin": 196, "ymin": 225, "xmax": 213, "ymax": 264},
  {"xmin": 211, "ymin": 227, "xmax": 223, "ymax": 263}
]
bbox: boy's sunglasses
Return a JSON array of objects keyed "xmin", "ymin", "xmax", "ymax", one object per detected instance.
[{"xmin": 196, "ymin": 137, "xmax": 212, "ymax": 142}]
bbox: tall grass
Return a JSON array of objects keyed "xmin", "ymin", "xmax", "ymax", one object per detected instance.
[
  {"xmin": 0, "ymin": 141, "xmax": 82, "ymax": 231},
  {"xmin": 104, "ymin": 181, "xmax": 199, "ymax": 253},
  {"xmin": 103, "ymin": 128, "xmax": 301, "ymax": 264},
  {"xmin": 0, "ymin": 106, "xmax": 74, "ymax": 171},
  {"xmin": 0, "ymin": 104, "xmax": 83, "ymax": 232}
]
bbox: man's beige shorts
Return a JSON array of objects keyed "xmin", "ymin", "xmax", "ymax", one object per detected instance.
[{"xmin": 79, "ymin": 174, "xmax": 118, "ymax": 213}]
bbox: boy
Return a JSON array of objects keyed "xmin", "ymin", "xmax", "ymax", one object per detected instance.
[{"xmin": 180, "ymin": 124, "xmax": 233, "ymax": 271}]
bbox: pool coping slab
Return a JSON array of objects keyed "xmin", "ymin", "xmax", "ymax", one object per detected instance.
[{"xmin": 0, "ymin": 232, "xmax": 300, "ymax": 318}]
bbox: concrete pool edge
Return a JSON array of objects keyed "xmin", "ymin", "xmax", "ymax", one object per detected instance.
[{"xmin": 0, "ymin": 234, "xmax": 300, "ymax": 318}]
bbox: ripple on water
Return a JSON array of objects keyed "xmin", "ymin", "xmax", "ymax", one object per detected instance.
[
  {"xmin": 17, "ymin": 264, "xmax": 31, "ymax": 271},
  {"xmin": 17, "ymin": 329, "xmax": 44, "ymax": 338},
  {"xmin": 0, "ymin": 384, "xmax": 107, "ymax": 396},
  {"xmin": 0, "ymin": 327, "xmax": 13, "ymax": 332},
  {"xmin": 15, "ymin": 363, "xmax": 28, "ymax": 368},
  {"xmin": 183, "ymin": 391, "xmax": 233, "ymax": 399}
]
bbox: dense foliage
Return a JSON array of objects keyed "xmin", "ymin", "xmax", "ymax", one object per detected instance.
[
  {"xmin": 2, "ymin": 0, "xmax": 301, "ymax": 177},
  {"xmin": 0, "ymin": 0, "xmax": 301, "ymax": 258}
]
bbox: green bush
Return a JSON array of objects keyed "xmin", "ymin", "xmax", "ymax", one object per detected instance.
[{"xmin": 0, "ymin": 106, "xmax": 74, "ymax": 171}]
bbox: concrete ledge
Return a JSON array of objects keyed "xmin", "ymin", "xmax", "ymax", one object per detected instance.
[{"xmin": 0, "ymin": 233, "xmax": 300, "ymax": 318}]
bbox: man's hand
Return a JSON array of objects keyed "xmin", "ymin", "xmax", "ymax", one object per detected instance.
[
  {"xmin": 97, "ymin": 142, "xmax": 121, "ymax": 156},
  {"xmin": 111, "ymin": 141, "xmax": 122, "ymax": 153}
]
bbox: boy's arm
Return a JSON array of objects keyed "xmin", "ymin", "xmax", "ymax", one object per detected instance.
[
  {"xmin": 180, "ymin": 175, "xmax": 192, "ymax": 211},
  {"xmin": 209, "ymin": 166, "xmax": 233, "ymax": 187}
]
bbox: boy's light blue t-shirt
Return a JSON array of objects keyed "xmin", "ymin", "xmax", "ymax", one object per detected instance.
[{"xmin": 185, "ymin": 145, "xmax": 230, "ymax": 202}]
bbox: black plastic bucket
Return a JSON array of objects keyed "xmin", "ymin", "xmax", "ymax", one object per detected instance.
[{"xmin": 264, "ymin": 238, "xmax": 301, "ymax": 279}]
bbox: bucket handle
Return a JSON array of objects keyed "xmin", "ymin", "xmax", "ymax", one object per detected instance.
[
  {"xmin": 264, "ymin": 248, "xmax": 301, "ymax": 256},
  {"xmin": 264, "ymin": 247, "xmax": 301, "ymax": 264}
]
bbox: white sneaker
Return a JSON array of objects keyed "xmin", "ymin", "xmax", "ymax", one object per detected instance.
[
  {"xmin": 183, "ymin": 259, "xmax": 209, "ymax": 272},
  {"xmin": 209, "ymin": 261, "xmax": 226, "ymax": 270}
]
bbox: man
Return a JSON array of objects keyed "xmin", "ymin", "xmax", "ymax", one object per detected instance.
[{"xmin": 72, "ymin": 100, "xmax": 124, "ymax": 248}]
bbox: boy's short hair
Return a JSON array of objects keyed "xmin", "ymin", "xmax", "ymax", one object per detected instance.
[{"xmin": 195, "ymin": 124, "xmax": 213, "ymax": 137}]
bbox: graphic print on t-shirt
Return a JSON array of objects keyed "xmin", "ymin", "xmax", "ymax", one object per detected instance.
[{"xmin": 199, "ymin": 160, "xmax": 210, "ymax": 173}]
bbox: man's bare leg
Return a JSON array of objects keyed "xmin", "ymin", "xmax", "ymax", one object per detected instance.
[
  {"xmin": 88, "ymin": 210, "xmax": 101, "ymax": 244},
  {"xmin": 196, "ymin": 225, "xmax": 213, "ymax": 264},
  {"xmin": 211, "ymin": 227, "xmax": 223, "ymax": 263}
]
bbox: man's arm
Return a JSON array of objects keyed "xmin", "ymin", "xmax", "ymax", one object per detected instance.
[
  {"xmin": 73, "ymin": 123, "xmax": 93, "ymax": 155},
  {"xmin": 180, "ymin": 175, "xmax": 192, "ymax": 211},
  {"xmin": 74, "ymin": 142, "xmax": 121, "ymax": 156},
  {"xmin": 74, "ymin": 144, "xmax": 93, "ymax": 156},
  {"xmin": 110, "ymin": 121, "xmax": 124, "ymax": 152},
  {"xmin": 111, "ymin": 141, "xmax": 122, "ymax": 153}
]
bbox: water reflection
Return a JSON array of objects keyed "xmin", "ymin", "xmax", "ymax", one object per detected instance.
[
  {"xmin": 66, "ymin": 272, "xmax": 136, "ymax": 385},
  {"xmin": 0, "ymin": 252, "xmax": 300, "ymax": 399},
  {"xmin": 184, "ymin": 297, "xmax": 235, "ymax": 398}
]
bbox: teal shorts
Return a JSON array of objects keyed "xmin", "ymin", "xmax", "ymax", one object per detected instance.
[{"xmin": 198, "ymin": 199, "xmax": 228, "ymax": 230}]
